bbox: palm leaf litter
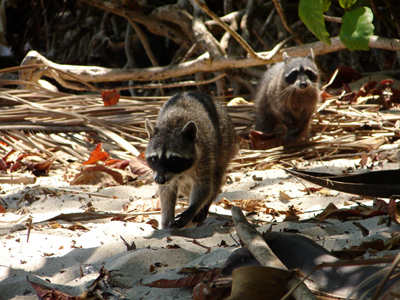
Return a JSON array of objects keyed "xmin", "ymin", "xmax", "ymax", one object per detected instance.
[{"xmin": 0, "ymin": 67, "xmax": 399, "ymax": 182}]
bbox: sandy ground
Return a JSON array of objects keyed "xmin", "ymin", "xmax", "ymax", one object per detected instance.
[{"xmin": 1, "ymin": 159, "xmax": 399, "ymax": 299}]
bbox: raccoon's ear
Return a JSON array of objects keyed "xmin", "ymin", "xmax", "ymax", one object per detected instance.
[
  {"xmin": 308, "ymin": 49, "xmax": 315, "ymax": 61},
  {"xmin": 283, "ymin": 52, "xmax": 290, "ymax": 62},
  {"xmin": 145, "ymin": 118, "xmax": 157, "ymax": 138},
  {"xmin": 182, "ymin": 121, "xmax": 197, "ymax": 142}
]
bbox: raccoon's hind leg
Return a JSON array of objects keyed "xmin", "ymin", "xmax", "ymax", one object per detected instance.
[{"xmin": 159, "ymin": 185, "xmax": 178, "ymax": 229}]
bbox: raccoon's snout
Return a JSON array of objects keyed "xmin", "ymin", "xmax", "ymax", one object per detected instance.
[
  {"xmin": 155, "ymin": 175, "xmax": 167, "ymax": 185},
  {"xmin": 299, "ymin": 81, "xmax": 308, "ymax": 89}
]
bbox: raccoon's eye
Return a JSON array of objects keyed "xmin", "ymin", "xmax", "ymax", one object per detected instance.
[
  {"xmin": 149, "ymin": 156, "xmax": 158, "ymax": 163},
  {"xmin": 305, "ymin": 70, "xmax": 317, "ymax": 82},
  {"xmin": 170, "ymin": 156, "xmax": 179, "ymax": 163},
  {"xmin": 285, "ymin": 70, "xmax": 299, "ymax": 85}
]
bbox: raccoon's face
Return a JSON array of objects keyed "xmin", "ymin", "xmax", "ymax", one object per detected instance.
[
  {"xmin": 282, "ymin": 51, "xmax": 319, "ymax": 91},
  {"xmin": 284, "ymin": 64, "xmax": 318, "ymax": 90},
  {"xmin": 145, "ymin": 120, "xmax": 197, "ymax": 185}
]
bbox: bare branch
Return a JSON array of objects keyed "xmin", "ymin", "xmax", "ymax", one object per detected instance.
[
  {"xmin": 20, "ymin": 36, "xmax": 400, "ymax": 90},
  {"xmin": 192, "ymin": 0, "xmax": 260, "ymax": 60}
]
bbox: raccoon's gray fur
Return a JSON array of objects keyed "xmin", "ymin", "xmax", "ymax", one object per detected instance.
[
  {"xmin": 254, "ymin": 50, "xmax": 320, "ymax": 142},
  {"xmin": 145, "ymin": 92, "xmax": 237, "ymax": 229}
]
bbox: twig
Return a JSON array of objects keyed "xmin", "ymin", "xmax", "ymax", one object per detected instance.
[
  {"xmin": 191, "ymin": 0, "xmax": 260, "ymax": 60},
  {"xmin": 271, "ymin": 0, "xmax": 303, "ymax": 44}
]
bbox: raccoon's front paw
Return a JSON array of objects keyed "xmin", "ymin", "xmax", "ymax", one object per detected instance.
[
  {"xmin": 169, "ymin": 211, "xmax": 193, "ymax": 229},
  {"xmin": 192, "ymin": 207, "xmax": 208, "ymax": 223}
]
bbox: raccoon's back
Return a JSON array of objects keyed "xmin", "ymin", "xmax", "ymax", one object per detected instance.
[{"xmin": 158, "ymin": 92, "xmax": 236, "ymax": 156}]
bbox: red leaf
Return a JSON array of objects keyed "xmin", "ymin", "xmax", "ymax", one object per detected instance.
[
  {"xmin": 0, "ymin": 158, "xmax": 7, "ymax": 171},
  {"xmin": 354, "ymin": 81, "xmax": 378, "ymax": 99},
  {"xmin": 141, "ymin": 268, "xmax": 222, "ymax": 288},
  {"xmin": 82, "ymin": 143, "xmax": 110, "ymax": 165},
  {"xmin": 327, "ymin": 65, "xmax": 363, "ymax": 89},
  {"xmin": 105, "ymin": 159, "xmax": 130, "ymax": 170},
  {"xmin": 0, "ymin": 205, "xmax": 5, "ymax": 213},
  {"xmin": 320, "ymin": 90, "xmax": 333, "ymax": 101},
  {"xmin": 380, "ymin": 79, "xmax": 394, "ymax": 86},
  {"xmin": 102, "ymin": 89, "xmax": 120, "ymax": 106},
  {"xmin": 249, "ymin": 130, "xmax": 285, "ymax": 150},
  {"xmin": 27, "ymin": 277, "xmax": 82, "ymax": 300}
]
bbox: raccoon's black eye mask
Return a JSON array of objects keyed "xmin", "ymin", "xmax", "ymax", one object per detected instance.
[
  {"xmin": 285, "ymin": 68, "xmax": 317, "ymax": 85},
  {"xmin": 146, "ymin": 155, "xmax": 195, "ymax": 174},
  {"xmin": 285, "ymin": 70, "xmax": 299, "ymax": 84}
]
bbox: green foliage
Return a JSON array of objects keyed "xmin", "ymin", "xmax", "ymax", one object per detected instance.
[
  {"xmin": 339, "ymin": 0, "xmax": 358, "ymax": 10},
  {"xmin": 339, "ymin": 7, "xmax": 374, "ymax": 50},
  {"xmin": 299, "ymin": 0, "xmax": 375, "ymax": 50},
  {"xmin": 322, "ymin": 0, "xmax": 331, "ymax": 12},
  {"xmin": 299, "ymin": 0, "xmax": 331, "ymax": 45}
]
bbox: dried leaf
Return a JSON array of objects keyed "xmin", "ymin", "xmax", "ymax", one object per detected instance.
[
  {"xmin": 82, "ymin": 143, "xmax": 110, "ymax": 165},
  {"xmin": 129, "ymin": 155, "xmax": 151, "ymax": 175},
  {"xmin": 27, "ymin": 157, "xmax": 55, "ymax": 176},
  {"xmin": 327, "ymin": 65, "xmax": 363, "ymax": 89},
  {"xmin": 28, "ymin": 277, "xmax": 83, "ymax": 300},
  {"xmin": 166, "ymin": 244, "xmax": 181, "ymax": 249},
  {"xmin": 279, "ymin": 190, "xmax": 292, "ymax": 201},
  {"xmin": 70, "ymin": 165, "xmax": 124, "ymax": 185},
  {"xmin": 141, "ymin": 267, "xmax": 221, "ymax": 288},
  {"xmin": 105, "ymin": 159, "xmax": 130, "ymax": 170},
  {"xmin": 249, "ymin": 130, "xmax": 284, "ymax": 150},
  {"xmin": 229, "ymin": 266, "xmax": 293, "ymax": 300},
  {"xmin": 384, "ymin": 232, "xmax": 400, "ymax": 250},
  {"xmin": 353, "ymin": 221, "xmax": 369, "ymax": 237},
  {"xmin": 102, "ymin": 89, "xmax": 120, "ymax": 106},
  {"xmin": 388, "ymin": 197, "xmax": 400, "ymax": 225}
]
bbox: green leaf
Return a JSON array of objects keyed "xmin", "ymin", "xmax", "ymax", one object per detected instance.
[
  {"xmin": 322, "ymin": 0, "xmax": 331, "ymax": 13},
  {"xmin": 339, "ymin": 0, "xmax": 357, "ymax": 9},
  {"xmin": 339, "ymin": 6, "xmax": 374, "ymax": 51},
  {"xmin": 299, "ymin": 0, "xmax": 331, "ymax": 45}
]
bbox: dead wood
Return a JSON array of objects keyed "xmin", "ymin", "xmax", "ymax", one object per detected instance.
[{"xmin": 20, "ymin": 35, "xmax": 400, "ymax": 91}]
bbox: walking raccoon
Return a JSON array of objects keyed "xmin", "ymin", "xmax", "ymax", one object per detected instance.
[
  {"xmin": 145, "ymin": 92, "xmax": 237, "ymax": 229},
  {"xmin": 254, "ymin": 50, "xmax": 320, "ymax": 142}
]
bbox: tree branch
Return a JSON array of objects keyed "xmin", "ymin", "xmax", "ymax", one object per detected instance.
[{"xmin": 20, "ymin": 36, "xmax": 400, "ymax": 90}]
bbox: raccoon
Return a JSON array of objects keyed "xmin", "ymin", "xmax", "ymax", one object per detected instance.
[
  {"xmin": 145, "ymin": 92, "xmax": 237, "ymax": 229},
  {"xmin": 254, "ymin": 50, "xmax": 320, "ymax": 142}
]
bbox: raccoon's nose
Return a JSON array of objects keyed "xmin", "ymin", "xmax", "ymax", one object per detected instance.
[
  {"xmin": 155, "ymin": 175, "xmax": 167, "ymax": 185},
  {"xmin": 299, "ymin": 81, "xmax": 308, "ymax": 89}
]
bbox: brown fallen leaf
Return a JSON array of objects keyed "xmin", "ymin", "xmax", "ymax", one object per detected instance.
[
  {"xmin": 249, "ymin": 130, "xmax": 285, "ymax": 150},
  {"xmin": 129, "ymin": 155, "xmax": 151, "ymax": 175},
  {"xmin": 279, "ymin": 190, "xmax": 292, "ymax": 201},
  {"xmin": 70, "ymin": 165, "xmax": 124, "ymax": 185},
  {"xmin": 141, "ymin": 267, "xmax": 221, "ymax": 288},
  {"xmin": 318, "ymin": 200, "xmax": 388, "ymax": 222},
  {"xmin": 28, "ymin": 277, "xmax": 83, "ymax": 300},
  {"xmin": 227, "ymin": 265, "xmax": 293, "ymax": 300},
  {"xmin": 388, "ymin": 196, "xmax": 400, "ymax": 225},
  {"xmin": 353, "ymin": 221, "xmax": 369, "ymax": 237}
]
